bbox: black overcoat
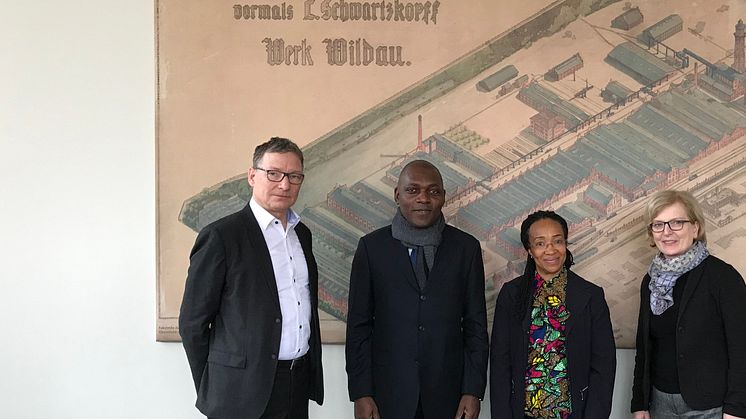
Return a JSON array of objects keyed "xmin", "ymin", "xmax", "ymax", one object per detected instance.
[
  {"xmin": 179, "ymin": 204, "xmax": 324, "ymax": 419},
  {"xmin": 631, "ymin": 255, "xmax": 746, "ymax": 417},
  {"xmin": 346, "ymin": 225, "xmax": 489, "ymax": 418},
  {"xmin": 490, "ymin": 270, "xmax": 616, "ymax": 418}
]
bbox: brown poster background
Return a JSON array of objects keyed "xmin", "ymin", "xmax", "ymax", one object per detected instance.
[{"xmin": 157, "ymin": 0, "xmax": 746, "ymax": 347}]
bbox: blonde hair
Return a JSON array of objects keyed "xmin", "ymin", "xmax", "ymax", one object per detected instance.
[{"xmin": 645, "ymin": 190, "xmax": 707, "ymax": 246}]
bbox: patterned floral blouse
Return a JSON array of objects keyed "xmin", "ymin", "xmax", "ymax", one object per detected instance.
[{"xmin": 524, "ymin": 268, "xmax": 572, "ymax": 419}]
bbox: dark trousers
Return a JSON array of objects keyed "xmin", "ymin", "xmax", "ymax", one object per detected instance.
[
  {"xmin": 208, "ymin": 359, "xmax": 310, "ymax": 419},
  {"xmin": 414, "ymin": 397, "xmax": 424, "ymax": 419},
  {"xmin": 261, "ymin": 360, "xmax": 310, "ymax": 419}
]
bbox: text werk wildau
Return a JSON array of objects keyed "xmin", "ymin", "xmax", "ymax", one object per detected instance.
[{"xmin": 233, "ymin": 0, "xmax": 442, "ymax": 66}]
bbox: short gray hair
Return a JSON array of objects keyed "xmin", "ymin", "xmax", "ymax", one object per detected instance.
[{"xmin": 252, "ymin": 137, "xmax": 304, "ymax": 168}]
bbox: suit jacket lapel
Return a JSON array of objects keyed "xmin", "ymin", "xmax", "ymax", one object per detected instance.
[
  {"xmin": 241, "ymin": 204, "xmax": 281, "ymax": 311},
  {"xmin": 565, "ymin": 273, "xmax": 590, "ymax": 336},
  {"xmin": 677, "ymin": 256, "xmax": 707, "ymax": 324},
  {"xmin": 427, "ymin": 227, "xmax": 451, "ymax": 288},
  {"xmin": 388, "ymin": 230, "xmax": 421, "ymax": 292}
]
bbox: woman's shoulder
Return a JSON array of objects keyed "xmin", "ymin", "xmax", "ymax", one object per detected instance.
[
  {"xmin": 568, "ymin": 270, "xmax": 604, "ymax": 294},
  {"xmin": 501, "ymin": 275, "xmax": 527, "ymax": 291},
  {"xmin": 496, "ymin": 275, "xmax": 530, "ymax": 300},
  {"xmin": 702, "ymin": 254, "xmax": 736, "ymax": 270},
  {"xmin": 700, "ymin": 254, "xmax": 744, "ymax": 285}
]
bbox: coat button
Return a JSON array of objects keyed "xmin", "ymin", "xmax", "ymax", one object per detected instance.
[
  {"xmin": 275, "ymin": 318, "xmax": 281, "ymax": 323},
  {"xmin": 418, "ymin": 325, "xmax": 425, "ymax": 331},
  {"xmin": 271, "ymin": 354, "xmax": 277, "ymax": 360},
  {"xmin": 420, "ymin": 295, "xmax": 426, "ymax": 301}
]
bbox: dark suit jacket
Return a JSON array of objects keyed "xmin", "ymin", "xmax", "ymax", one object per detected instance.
[
  {"xmin": 179, "ymin": 204, "xmax": 323, "ymax": 419},
  {"xmin": 490, "ymin": 271, "xmax": 616, "ymax": 419},
  {"xmin": 631, "ymin": 255, "xmax": 746, "ymax": 417},
  {"xmin": 345, "ymin": 225, "xmax": 489, "ymax": 419}
]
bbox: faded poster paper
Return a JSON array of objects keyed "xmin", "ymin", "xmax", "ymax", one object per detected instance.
[{"xmin": 157, "ymin": 0, "xmax": 746, "ymax": 346}]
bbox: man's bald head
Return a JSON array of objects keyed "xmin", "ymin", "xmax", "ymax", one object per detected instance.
[
  {"xmin": 398, "ymin": 160, "xmax": 443, "ymax": 189},
  {"xmin": 395, "ymin": 160, "xmax": 445, "ymax": 228}
]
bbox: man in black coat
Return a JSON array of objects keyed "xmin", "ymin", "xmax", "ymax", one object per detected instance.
[
  {"xmin": 345, "ymin": 160, "xmax": 489, "ymax": 419},
  {"xmin": 179, "ymin": 137, "xmax": 323, "ymax": 419}
]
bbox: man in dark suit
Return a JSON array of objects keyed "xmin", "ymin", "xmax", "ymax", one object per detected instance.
[
  {"xmin": 179, "ymin": 137, "xmax": 323, "ymax": 419},
  {"xmin": 345, "ymin": 160, "xmax": 488, "ymax": 419}
]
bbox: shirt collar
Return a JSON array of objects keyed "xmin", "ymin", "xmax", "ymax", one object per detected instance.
[{"xmin": 249, "ymin": 198, "xmax": 300, "ymax": 231}]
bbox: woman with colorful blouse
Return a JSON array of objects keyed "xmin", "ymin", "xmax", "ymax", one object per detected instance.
[
  {"xmin": 631, "ymin": 190, "xmax": 746, "ymax": 419},
  {"xmin": 490, "ymin": 211, "xmax": 616, "ymax": 419}
]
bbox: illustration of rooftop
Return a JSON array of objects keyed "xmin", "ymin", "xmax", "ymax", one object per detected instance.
[
  {"xmin": 690, "ymin": 55, "xmax": 746, "ymax": 102},
  {"xmin": 477, "ymin": 65, "xmax": 519, "ymax": 92},
  {"xmin": 611, "ymin": 7, "xmax": 644, "ymax": 31},
  {"xmin": 601, "ymin": 80, "xmax": 634, "ymax": 103},
  {"xmin": 422, "ymin": 134, "xmax": 496, "ymax": 178},
  {"xmin": 606, "ymin": 42, "xmax": 677, "ymax": 85},
  {"xmin": 454, "ymin": 87, "xmax": 745, "ymax": 241},
  {"xmin": 638, "ymin": 14, "xmax": 683, "ymax": 46},
  {"xmin": 555, "ymin": 200, "xmax": 597, "ymax": 228},
  {"xmin": 484, "ymin": 128, "xmax": 549, "ymax": 170},
  {"xmin": 518, "ymin": 83, "xmax": 590, "ymax": 129},
  {"xmin": 583, "ymin": 183, "xmax": 619, "ymax": 210},
  {"xmin": 327, "ymin": 186, "xmax": 392, "ymax": 232},
  {"xmin": 545, "ymin": 53, "xmax": 584, "ymax": 81},
  {"xmin": 530, "ymin": 110, "xmax": 567, "ymax": 142}
]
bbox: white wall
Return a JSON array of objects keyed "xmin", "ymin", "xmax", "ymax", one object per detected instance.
[{"xmin": 0, "ymin": 2, "xmax": 635, "ymax": 418}]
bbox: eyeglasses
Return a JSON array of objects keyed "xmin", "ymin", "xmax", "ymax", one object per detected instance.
[
  {"xmin": 402, "ymin": 186, "xmax": 444, "ymax": 198},
  {"xmin": 254, "ymin": 167, "xmax": 305, "ymax": 185},
  {"xmin": 530, "ymin": 238, "xmax": 567, "ymax": 250},
  {"xmin": 649, "ymin": 219, "xmax": 691, "ymax": 233}
]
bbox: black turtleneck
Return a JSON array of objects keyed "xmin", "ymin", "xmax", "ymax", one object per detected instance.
[{"xmin": 649, "ymin": 271, "xmax": 690, "ymax": 394}]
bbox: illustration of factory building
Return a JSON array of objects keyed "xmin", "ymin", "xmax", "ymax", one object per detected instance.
[
  {"xmin": 477, "ymin": 65, "xmax": 518, "ymax": 92},
  {"xmin": 611, "ymin": 7, "xmax": 644, "ymax": 31},
  {"xmin": 545, "ymin": 53, "xmax": 584, "ymax": 81},
  {"xmin": 687, "ymin": 21, "xmax": 746, "ymax": 103},
  {"xmin": 601, "ymin": 80, "xmax": 634, "ymax": 103},
  {"xmin": 530, "ymin": 110, "xmax": 567, "ymax": 142},
  {"xmin": 638, "ymin": 14, "xmax": 682, "ymax": 46}
]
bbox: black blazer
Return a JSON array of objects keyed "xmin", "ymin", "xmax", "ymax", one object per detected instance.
[
  {"xmin": 179, "ymin": 204, "xmax": 323, "ymax": 419},
  {"xmin": 345, "ymin": 225, "xmax": 489, "ymax": 419},
  {"xmin": 490, "ymin": 270, "xmax": 616, "ymax": 419},
  {"xmin": 631, "ymin": 255, "xmax": 746, "ymax": 417}
]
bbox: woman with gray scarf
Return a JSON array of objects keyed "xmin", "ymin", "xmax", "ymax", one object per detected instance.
[{"xmin": 631, "ymin": 190, "xmax": 746, "ymax": 419}]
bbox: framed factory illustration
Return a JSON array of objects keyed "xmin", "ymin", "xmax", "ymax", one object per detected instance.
[{"xmin": 156, "ymin": 0, "xmax": 746, "ymax": 346}]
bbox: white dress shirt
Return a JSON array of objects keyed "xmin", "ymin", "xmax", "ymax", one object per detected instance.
[{"xmin": 250, "ymin": 199, "xmax": 311, "ymax": 360}]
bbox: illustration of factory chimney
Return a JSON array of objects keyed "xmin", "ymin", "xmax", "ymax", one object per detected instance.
[
  {"xmin": 417, "ymin": 114, "xmax": 423, "ymax": 151},
  {"xmin": 735, "ymin": 19, "xmax": 745, "ymax": 73},
  {"xmin": 417, "ymin": 114, "xmax": 434, "ymax": 153}
]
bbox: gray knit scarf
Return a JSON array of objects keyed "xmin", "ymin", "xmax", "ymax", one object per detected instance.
[
  {"xmin": 391, "ymin": 208, "xmax": 445, "ymax": 288},
  {"xmin": 648, "ymin": 240, "xmax": 709, "ymax": 315}
]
